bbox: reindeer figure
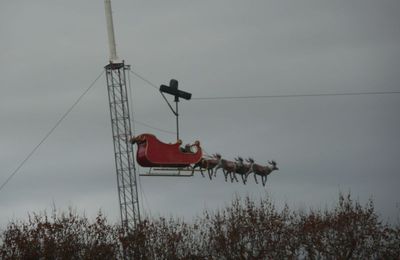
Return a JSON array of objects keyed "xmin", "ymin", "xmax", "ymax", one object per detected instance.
[
  {"xmin": 192, "ymin": 154, "xmax": 220, "ymax": 179},
  {"xmin": 246, "ymin": 159, "xmax": 279, "ymax": 186},
  {"xmin": 213, "ymin": 154, "xmax": 236, "ymax": 182},
  {"xmin": 233, "ymin": 157, "xmax": 251, "ymax": 184},
  {"xmin": 213, "ymin": 153, "xmax": 224, "ymax": 177},
  {"xmin": 222, "ymin": 159, "xmax": 238, "ymax": 183}
]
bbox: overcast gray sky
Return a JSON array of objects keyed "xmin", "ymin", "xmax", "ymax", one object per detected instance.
[{"xmin": 1, "ymin": 0, "xmax": 400, "ymax": 227}]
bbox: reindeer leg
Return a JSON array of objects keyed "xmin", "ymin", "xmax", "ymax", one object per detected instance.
[
  {"xmin": 208, "ymin": 169, "xmax": 213, "ymax": 180},
  {"xmin": 231, "ymin": 173, "xmax": 236, "ymax": 183},
  {"xmin": 213, "ymin": 167, "xmax": 219, "ymax": 177},
  {"xmin": 245, "ymin": 169, "xmax": 252, "ymax": 183},
  {"xmin": 254, "ymin": 174, "xmax": 258, "ymax": 184},
  {"xmin": 245, "ymin": 172, "xmax": 249, "ymax": 182},
  {"xmin": 195, "ymin": 166, "xmax": 205, "ymax": 178},
  {"xmin": 243, "ymin": 173, "xmax": 248, "ymax": 184},
  {"xmin": 223, "ymin": 170, "xmax": 229, "ymax": 182},
  {"xmin": 241, "ymin": 174, "xmax": 246, "ymax": 185},
  {"xmin": 233, "ymin": 173, "xmax": 239, "ymax": 183},
  {"xmin": 198, "ymin": 168, "xmax": 205, "ymax": 178}
]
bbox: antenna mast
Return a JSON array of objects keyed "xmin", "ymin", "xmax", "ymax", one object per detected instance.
[
  {"xmin": 104, "ymin": 0, "xmax": 118, "ymax": 63},
  {"xmin": 104, "ymin": 0, "xmax": 140, "ymax": 231}
]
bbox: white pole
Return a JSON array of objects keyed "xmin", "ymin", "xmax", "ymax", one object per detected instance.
[{"xmin": 104, "ymin": 0, "xmax": 119, "ymax": 63}]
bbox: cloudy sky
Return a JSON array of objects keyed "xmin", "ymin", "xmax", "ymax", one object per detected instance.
[{"xmin": 1, "ymin": 0, "xmax": 399, "ymax": 227}]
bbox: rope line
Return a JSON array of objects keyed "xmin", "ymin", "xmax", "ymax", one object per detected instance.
[
  {"xmin": 127, "ymin": 67, "xmax": 151, "ymax": 218},
  {"xmin": 0, "ymin": 71, "xmax": 104, "ymax": 194},
  {"xmin": 134, "ymin": 120, "xmax": 176, "ymax": 135},
  {"xmin": 128, "ymin": 69, "xmax": 176, "ymax": 135},
  {"xmin": 128, "ymin": 69, "xmax": 400, "ymax": 100},
  {"xmin": 192, "ymin": 91, "xmax": 400, "ymax": 100},
  {"xmin": 129, "ymin": 70, "xmax": 158, "ymax": 90}
]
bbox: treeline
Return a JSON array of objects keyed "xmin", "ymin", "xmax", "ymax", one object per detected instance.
[{"xmin": 1, "ymin": 194, "xmax": 399, "ymax": 259}]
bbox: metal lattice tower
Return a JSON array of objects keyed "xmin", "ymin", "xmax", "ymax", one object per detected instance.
[
  {"xmin": 105, "ymin": 62, "xmax": 140, "ymax": 231},
  {"xmin": 104, "ymin": 0, "xmax": 139, "ymax": 231}
]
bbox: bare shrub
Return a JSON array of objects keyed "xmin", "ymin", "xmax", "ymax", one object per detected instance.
[{"xmin": 1, "ymin": 193, "xmax": 399, "ymax": 259}]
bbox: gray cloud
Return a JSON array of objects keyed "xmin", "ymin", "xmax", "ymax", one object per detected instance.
[{"xmin": 1, "ymin": 0, "xmax": 400, "ymax": 227}]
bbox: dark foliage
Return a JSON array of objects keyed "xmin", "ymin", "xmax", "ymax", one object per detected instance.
[{"xmin": 1, "ymin": 193, "xmax": 399, "ymax": 259}]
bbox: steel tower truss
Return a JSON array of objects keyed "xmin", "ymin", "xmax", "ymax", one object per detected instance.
[{"xmin": 105, "ymin": 62, "xmax": 140, "ymax": 231}]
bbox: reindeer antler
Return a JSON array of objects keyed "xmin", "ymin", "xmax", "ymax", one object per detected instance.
[
  {"xmin": 246, "ymin": 158, "xmax": 254, "ymax": 163},
  {"xmin": 268, "ymin": 160, "xmax": 277, "ymax": 166},
  {"xmin": 234, "ymin": 156, "xmax": 243, "ymax": 162},
  {"xmin": 213, "ymin": 153, "xmax": 222, "ymax": 158}
]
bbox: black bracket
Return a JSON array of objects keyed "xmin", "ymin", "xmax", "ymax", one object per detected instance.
[{"xmin": 159, "ymin": 79, "xmax": 192, "ymax": 140}]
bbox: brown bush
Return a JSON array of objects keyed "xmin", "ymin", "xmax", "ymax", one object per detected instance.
[{"xmin": 1, "ymin": 193, "xmax": 399, "ymax": 259}]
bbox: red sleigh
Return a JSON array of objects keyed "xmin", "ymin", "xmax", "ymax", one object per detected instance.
[{"xmin": 131, "ymin": 133, "xmax": 202, "ymax": 168}]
